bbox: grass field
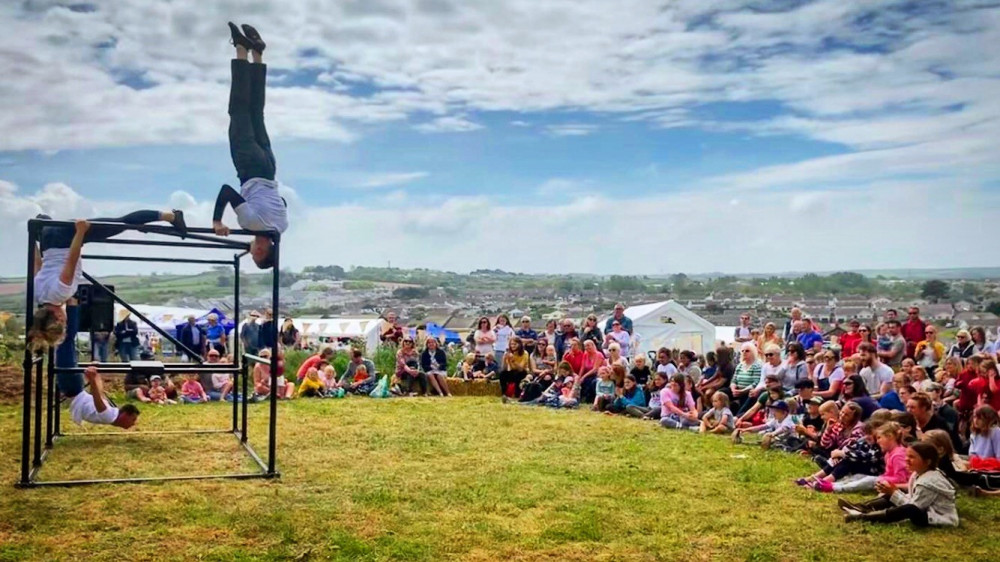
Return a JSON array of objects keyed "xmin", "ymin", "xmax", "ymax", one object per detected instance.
[{"xmin": 1, "ymin": 397, "xmax": 999, "ymax": 561}]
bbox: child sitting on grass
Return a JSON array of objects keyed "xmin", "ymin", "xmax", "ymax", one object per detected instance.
[
  {"xmin": 660, "ymin": 374, "xmax": 700, "ymax": 429},
  {"xmin": 803, "ymin": 400, "xmax": 842, "ymax": 457},
  {"xmin": 796, "ymin": 416, "xmax": 884, "ymax": 488},
  {"xmin": 593, "ymin": 366, "xmax": 617, "ymax": 411},
  {"xmin": 700, "ymin": 391, "xmax": 734, "ymax": 434},
  {"xmin": 813, "ymin": 421, "xmax": 909, "ymax": 493},
  {"xmin": 147, "ymin": 375, "xmax": 175, "ymax": 405},
  {"xmin": 180, "ymin": 373, "xmax": 209, "ymax": 404},
  {"xmin": 606, "ymin": 374, "xmax": 646, "ymax": 415},
  {"xmin": 296, "ymin": 367, "xmax": 326, "ymax": 398},
  {"xmin": 840, "ymin": 442, "xmax": 958, "ymax": 527},
  {"xmin": 732, "ymin": 400, "xmax": 795, "ymax": 448}
]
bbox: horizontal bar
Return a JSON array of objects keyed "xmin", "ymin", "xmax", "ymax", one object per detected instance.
[
  {"xmin": 28, "ymin": 218, "xmax": 269, "ymax": 238},
  {"xmin": 235, "ymin": 432, "xmax": 269, "ymax": 473},
  {"xmin": 58, "ymin": 429, "xmax": 233, "ymax": 437},
  {"xmin": 18, "ymin": 472, "xmax": 270, "ymax": 488},
  {"xmin": 242, "ymin": 354, "xmax": 270, "ymax": 364},
  {"xmin": 90, "ymin": 238, "xmax": 245, "ymax": 250},
  {"xmin": 83, "ymin": 254, "xmax": 236, "ymax": 266},
  {"xmin": 56, "ymin": 366, "xmax": 240, "ymax": 373}
]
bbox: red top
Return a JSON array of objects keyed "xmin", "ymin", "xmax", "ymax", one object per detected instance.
[
  {"xmin": 900, "ymin": 319, "xmax": 926, "ymax": 358},
  {"xmin": 296, "ymin": 353, "xmax": 325, "ymax": 381},
  {"xmin": 840, "ymin": 332, "xmax": 862, "ymax": 357},
  {"xmin": 954, "ymin": 367, "xmax": 981, "ymax": 412},
  {"xmin": 563, "ymin": 349, "xmax": 585, "ymax": 376},
  {"xmin": 969, "ymin": 376, "xmax": 1000, "ymax": 411}
]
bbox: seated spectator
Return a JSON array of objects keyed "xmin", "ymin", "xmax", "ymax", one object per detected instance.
[
  {"xmin": 878, "ymin": 372, "xmax": 911, "ymax": 412},
  {"xmin": 578, "ymin": 314, "xmax": 603, "ymax": 351},
  {"xmin": 782, "ymin": 342, "xmax": 809, "ymax": 392},
  {"xmin": 655, "ymin": 347, "xmax": 678, "ymax": 377},
  {"xmin": 839, "ymin": 375, "xmax": 879, "ymax": 420},
  {"xmin": 732, "ymin": 400, "xmax": 796, "ymax": 449},
  {"xmin": 969, "ymin": 405, "xmax": 1000, "ymax": 465},
  {"xmin": 660, "ymin": 374, "xmax": 699, "ymax": 429},
  {"xmin": 813, "ymin": 421, "xmax": 909, "ymax": 494},
  {"xmin": 731, "ymin": 342, "xmax": 762, "ymax": 415},
  {"xmin": 497, "ymin": 336, "xmax": 530, "ymax": 399},
  {"xmin": 735, "ymin": 376, "xmax": 785, "ymax": 429},
  {"xmin": 510, "ymin": 371, "xmax": 575, "ymax": 408},
  {"xmin": 626, "ymin": 371, "xmax": 667, "ymax": 419},
  {"xmin": 926, "ymin": 382, "xmax": 958, "ymax": 432},
  {"xmin": 698, "ymin": 347, "xmax": 734, "ymax": 407},
  {"xmin": 678, "ymin": 350, "xmax": 703, "ymax": 389},
  {"xmin": 147, "ymin": 375, "xmax": 175, "ymax": 405},
  {"xmin": 421, "ymin": 337, "xmax": 452, "ymax": 397},
  {"xmin": 395, "ymin": 338, "xmax": 428, "ymax": 396},
  {"xmin": 605, "ymin": 342, "xmax": 628, "ymax": 373},
  {"xmin": 947, "ymin": 329, "xmax": 975, "ymax": 360},
  {"xmin": 296, "ymin": 367, "xmax": 326, "ymax": 398},
  {"xmin": 562, "ymin": 339, "xmax": 586, "ymax": 376},
  {"xmin": 937, "ymin": 357, "xmax": 960, "ymax": 402},
  {"xmin": 209, "ymin": 370, "xmax": 235, "ymax": 401},
  {"xmin": 253, "ymin": 349, "xmax": 294, "ymax": 400},
  {"xmin": 812, "ymin": 401, "xmax": 866, "ymax": 465},
  {"xmin": 970, "ymin": 359, "xmax": 1000, "ymax": 412},
  {"xmin": 338, "ymin": 349, "xmax": 378, "ymax": 394},
  {"xmin": 458, "ymin": 353, "xmax": 480, "ymax": 381},
  {"xmin": 914, "ymin": 326, "xmax": 945, "ymax": 377},
  {"xmin": 911, "ymin": 366, "xmax": 933, "ymax": 393},
  {"xmin": 700, "ymin": 391, "xmax": 734, "ymax": 435},
  {"xmin": 320, "ymin": 364, "xmax": 338, "ymax": 392},
  {"xmin": 180, "ymin": 373, "xmax": 209, "ymax": 404},
  {"xmin": 124, "ymin": 368, "xmax": 153, "ymax": 403},
  {"xmin": 797, "ymin": 407, "xmax": 881, "ymax": 487},
  {"xmin": 603, "ymin": 320, "xmax": 631, "ymax": 358},
  {"xmin": 297, "ymin": 347, "xmax": 335, "ymax": 382},
  {"xmin": 805, "ymin": 400, "xmax": 844, "ymax": 459},
  {"xmin": 905, "ymin": 392, "xmax": 961, "ymax": 455},
  {"xmin": 578, "ymin": 340, "xmax": 607, "ymax": 405},
  {"xmin": 797, "ymin": 319, "xmax": 824, "ymax": 351},
  {"xmin": 592, "ymin": 366, "xmax": 617, "ymax": 412},
  {"xmin": 842, "ymin": 442, "xmax": 958, "ymax": 527},
  {"xmin": 518, "ymin": 361, "xmax": 574, "ymax": 405},
  {"xmin": 630, "ymin": 354, "xmax": 652, "ymax": 389},
  {"xmin": 606, "ymin": 374, "xmax": 646, "ymax": 415},
  {"xmin": 793, "ymin": 396, "xmax": 826, "ymax": 445}
]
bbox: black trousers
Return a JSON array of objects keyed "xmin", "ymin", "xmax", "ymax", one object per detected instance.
[
  {"xmin": 229, "ymin": 59, "xmax": 275, "ymax": 184},
  {"xmin": 499, "ymin": 370, "xmax": 527, "ymax": 398},
  {"xmin": 857, "ymin": 496, "xmax": 929, "ymax": 526},
  {"xmin": 39, "ymin": 210, "xmax": 163, "ymax": 251}
]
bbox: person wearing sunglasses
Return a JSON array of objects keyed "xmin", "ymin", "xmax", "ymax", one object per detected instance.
[
  {"xmin": 915, "ymin": 326, "xmax": 946, "ymax": 377},
  {"xmin": 901, "ymin": 308, "xmax": 927, "ymax": 360}
]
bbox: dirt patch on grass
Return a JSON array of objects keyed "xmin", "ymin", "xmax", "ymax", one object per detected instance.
[{"xmin": 0, "ymin": 364, "xmax": 22, "ymax": 404}]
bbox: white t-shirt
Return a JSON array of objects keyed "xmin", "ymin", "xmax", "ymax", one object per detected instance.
[
  {"xmin": 70, "ymin": 392, "xmax": 119, "ymax": 426},
  {"xmin": 211, "ymin": 373, "xmax": 231, "ymax": 391},
  {"xmin": 235, "ymin": 178, "xmax": 288, "ymax": 233},
  {"xmin": 34, "ymin": 248, "xmax": 81, "ymax": 306},
  {"xmin": 494, "ymin": 325, "xmax": 514, "ymax": 352},
  {"xmin": 860, "ymin": 363, "xmax": 894, "ymax": 395},
  {"xmin": 657, "ymin": 363, "xmax": 678, "ymax": 377}
]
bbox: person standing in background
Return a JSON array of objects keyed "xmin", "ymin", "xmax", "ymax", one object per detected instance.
[
  {"xmin": 114, "ymin": 311, "xmax": 140, "ymax": 361},
  {"xmin": 901, "ymin": 307, "xmax": 927, "ymax": 360},
  {"xmin": 240, "ymin": 310, "xmax": 260, "ymax": 356}
]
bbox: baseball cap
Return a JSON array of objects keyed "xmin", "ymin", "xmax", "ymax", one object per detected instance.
[
  {"xmin": 809, "ymin": 396, "xmax": 825, "ymax": 406},
  {"xmin": 768, "ymin": 400, "xmax": 789, "ymax": 412},
  {"xmin": 150, "ymin": 375, "xmax": 162, "ymax": 381}
]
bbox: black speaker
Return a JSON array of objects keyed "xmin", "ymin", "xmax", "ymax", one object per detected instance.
[{"xmin": 75, "ymin": 284, "xmax": 115, "ymax": 332}]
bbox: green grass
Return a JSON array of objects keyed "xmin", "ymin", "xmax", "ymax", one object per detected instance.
[{"xmin": 1, "ymin": 398, "xmax": 998, "ymax": 561}]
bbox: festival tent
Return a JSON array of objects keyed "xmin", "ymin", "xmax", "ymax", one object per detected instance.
[
  {"xmin": 239, "ymin": 317, "xmax": 383, "ymax": 353},
  {"xmin": 171, "ymin": 307, "xmax": 236, "ymax": 336},
  {"xmin": 111, "ymin": 304, "xmax": 214, "ymax": 335},
  {"xmin": 613, "ymin": 300, "xmax": 717, "ymax": 356}
]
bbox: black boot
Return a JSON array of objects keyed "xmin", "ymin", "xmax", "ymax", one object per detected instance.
[
  {"xmin": 241, "ymin": 23, "xmax": 266, "ymax": 53},
  {"xmin": 228, "ymin": 22, "xmax": 254, "ymax": 51},
  {"xmin": 169, "ymin": 209, "xmax": 187, "ymax": 237}
]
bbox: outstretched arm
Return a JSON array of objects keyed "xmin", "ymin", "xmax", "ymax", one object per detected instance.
[
  {"xmin": 212, "ymin": 184, "xmax": 246, "ymax": 236},
  {"xmin": 60, "ymin": 220, "xmax": 89, "ymax": 285},
  {"xmin": 84, "ymin": 366, "xmax": 108, "ymax": 413}
]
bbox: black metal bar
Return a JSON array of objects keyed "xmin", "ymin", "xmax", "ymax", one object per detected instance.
[
  {"xmin": 240, "ymin": 360, "xmax": 249, "ymax": 444},
  {"xmin": 20, "ymin": 225, "xmax": 37, "ymax": 486},
  {"xmin": 26, "ymin": 448, "xmax": 52, "ymax": 483},
  {"xmin": 27, "ymin": 218, "xmax": 263, "ymax": 238},
  {"xmin": 20, "ymin": 472, "xmax": 269, "ymax": 488},
  {"xmin": 237, "ymin": 434, "xmax": 268, "ymax": 473},
  {"xmin": 232, "ymin": 255, "xmax": 240, "ymax": 433},
  {"xmin": 54, "ymin": 383, "xmax": 61, "ymax": 437},
  {"xmin": 46, "ymin": 348, "xmax": 54, "ymax": 448},
  {"xmin": 268, "ymin": 233, "xmax": 280, "ymax": 475},
  {"xmin": 55, "ymin": 365, "xmax": 240, "ymax": 374},
  {"xmin": 58, "ymin": 429, "xmax": 233, "ymax": 437},
  {"xmin": 33, "ymin": 355, "xmax": 43, "ymax": 467},
  {"xmin": 80, "ymin": 272, "xmax": 205, "ymax": 364},
  {"xmin": 91, "ymin": 238, "xmax": 245, "ymax": 251},
  {"xmin": 83, "ymin": 254, "xmax": 236, "ymax": 266}
]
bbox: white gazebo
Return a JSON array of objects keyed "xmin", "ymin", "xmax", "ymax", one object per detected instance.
[
  {"xmin": 616, "ymin": 300, "xmax": 717, "ymax": 356},
  {"xmin": 258, "ymin": 317, "xmax": 383, "ymax": 353}
]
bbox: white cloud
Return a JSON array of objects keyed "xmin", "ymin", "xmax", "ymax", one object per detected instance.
[
  {"xmin": 2, "ymin": 177, "xmax": 996, "ymax": 277},
  {"xmin": 544, "ymin": 124, "xmax": 599, "ymax": 137},
  {"xmin": 413, "ymin": 115, "xmax": 483, "ymax": 133},
  {"xmin": 355, "ymin": 171, "xmax": 429, "ymax": 188}
]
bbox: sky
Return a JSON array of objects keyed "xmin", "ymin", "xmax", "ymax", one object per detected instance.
[{"xmin": 1, "ymin": 0, "xmax": 999, "ymax": 277}]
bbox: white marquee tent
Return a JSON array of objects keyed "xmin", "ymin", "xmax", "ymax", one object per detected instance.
[
  {"xmin": 239, "ymin": 317, "xmax": 383, "ymax": 353},
  {"xmin": 617, "ymin": 300, "xmax": 717, "ymax": 356}
]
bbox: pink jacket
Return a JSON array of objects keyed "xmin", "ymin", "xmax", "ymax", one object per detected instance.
[{"xmin": 879, "ymin": 445, "xmax": 911, "ymax": 485}]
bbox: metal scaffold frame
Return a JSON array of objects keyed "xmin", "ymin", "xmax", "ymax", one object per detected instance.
[{"xmin": 16, "ymin": 218, "xmax": 282, "ymax": 487}]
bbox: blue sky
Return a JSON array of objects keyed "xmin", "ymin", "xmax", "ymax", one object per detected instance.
[{"xmin": 1, "ymin": 0, "xmax": 998, "ymax": 276}]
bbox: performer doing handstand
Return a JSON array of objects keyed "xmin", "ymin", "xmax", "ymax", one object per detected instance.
[{"xmin": 212, "ymin": 23, "xmax": 288, "ymax": 269}]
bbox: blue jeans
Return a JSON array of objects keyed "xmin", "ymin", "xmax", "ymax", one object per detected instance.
[
  {"xmin": 92, "ymin": 339, "xmax": 109, "ymax": 362},
  {"xmin": 118, "ymin": 342, "xmax": 139, "ymax": 361},
  {"xmin": 493, "ymin": 350, "xmax": 505, "ymax": 369}
]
